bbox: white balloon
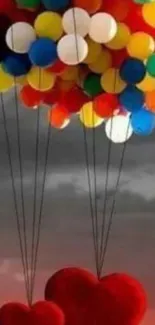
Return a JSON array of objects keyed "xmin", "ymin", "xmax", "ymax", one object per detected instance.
[
  {"xmin": 105, "ymin": 115, "xmax": 133, "ymax": 143},
  {"xmin": 62, "ymin": 7, "xmax": 91, "ymax": 37},
  {"xmin": 57, "ymin": 34, "xmax": 88, "ymax": 65},
  {"xmin": 6, "ymin": 22, "xmax": 36, "ymax": 53},
  {"xmin": 89, "ymin": 13, "xmax": 117, "ymax": 44}
]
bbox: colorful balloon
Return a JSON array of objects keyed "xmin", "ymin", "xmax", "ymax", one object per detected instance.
[
  {"xmin": 27, "ymin": 67, "xmax": 56, "ymax": 92},
  {"xmin": 106, "ymin": 23, "xmax": 131, "ymax": 50},
  {"xmin": 89, "ymin": 49, "xmax": 112, "ymax": 74},
  {"xmin": 73, "ymin": 0, "xmax": 102, "ymax": 14},
  {"xmin": 94, "ymin": 93, "xmax": 119, "ymax": 118},
  {"xmin": 84, "ymin": 74, "xmax": 102, "ymax": 96},
  {"xmin": 101, "ymin": 68, "xmax": 126, "ymax": 94},
  {"xmin": 119, "ymin": 85, "xmax": 144, "ymax": 112},
  {"xmin": 59, "ymin": 87, "xmax": 89, "ymax": 113},
  {"xmin": 137, "ymin": 72, "xmax": 155, "ymax": 91},
  {"xmin": 62, "ymin": 8, "xmax": 91, "ymax": 37},
  {"xmin": 29, "ymin": 38, "xmax": 57, "ymax": 67},
  {"xmin": 0, "ymin": 64, "xmax": 14, "ymax": 92},
  {"xmin": 131, "ymin": 108, "xmax": 155, "ymax": 135},
  {"xmin": 15, "ymin": 0, "xmax": 40, "ymax": 9},
  {"xmin": 41, "ymin": 0, "xmax": 69, "ymax": 10},
  {"xmin": 6, "ymin": 22, "xmax": 36, "ymax": 53},
  {"xmin": 142, "ymin": 3, "xmax": 155, "ymax": 28},
  {"xmin": 48, "ymin": 105, "xmax": 69, "ymax": 129},
  {"xmin": 80, "ymin": 102, "xmax": 104, "ymax": 128},
  {"xmin": 89, "ymin": 13, "xmax": 117, "ymax": 44},
  {"xmin": 146, "ymin": 53, "xmax": 155, "ymax": 77},
  {"xmin": 57, "ymin": 34, "xmax": 88, "ymax": 65},
  {"xmin": 3, "ymin": 53, "xmax": 31, "ymax": 77},
  {"xmin": 127, "ymin": 32, "xmax": 155, "ymax": 59},
  {"xmin": 145, "ymin": 90, "xmax": 155, "ymax": 112},
  {"xmin": 84, "ymin": 38, "xmax": 102, "ymax": 65},
  {"xmin": 20, "ymin": 85, "xmax": 43, "ymax": 108},
  {"xmin": 34, "ymin": 12, "xmax": 63, "ymax": 41},
  {"xmin": 120, "ymin": 58, "xmax": 146, "ymax": 84},
  {"xmin": 105, "ymin": 115, "xmax": 133, "ymax": 143}
]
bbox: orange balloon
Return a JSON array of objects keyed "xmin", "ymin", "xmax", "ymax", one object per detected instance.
[
  {"xmin": 145, "ymin": 90, "xmax": 155, "ymax": 112},
  {"xmin": 73, "ymin": 0, "xmax": 102, "ymax": 14},
  {"xmin": 48, "ymin": 105, "xmax": 69, "ymax": 129}
]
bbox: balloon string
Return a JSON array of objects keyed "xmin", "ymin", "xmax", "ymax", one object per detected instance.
[
  {"xmin": 30, "ymin": 122, "xmax": 52, "ymax": 304},
  {"xmin": 72, "ymin": 5, "xmax": 100, "ymax": 277},
  {"xmin": 10, "ymin": 26, "xmax": 30, "ymax": 304},
  {"xmin": 29, "ymin": 87, "xmax": 41, "ymax": 305},
  {"xmin": 0, "ymin": 94, "xmax": 30, "ymax": 303},
  {"xmin": 99, "ymin": 122, "xmax": 129, "ymax": 276},
  {"xmin": 98, "ymin": 71, "xmax": 117, "ymax": 277}
]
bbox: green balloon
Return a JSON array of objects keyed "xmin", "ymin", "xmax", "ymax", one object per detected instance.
[
  {"xmin": 146, "ymin": 54, "xmax": 155, "ymax": 77},
  {"xmin": 16, "ymin": 0, "xmax": 40, "ymax": 9},
  {"xmin": 134, "ymin": 0, "xmax": 154, "ymax": 3},
  {"xmin": 84, "ymin": 74, "xmax": 102, "ymax": 97}
]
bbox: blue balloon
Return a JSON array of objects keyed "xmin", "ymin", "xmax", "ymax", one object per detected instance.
[
  {"xmin": 120, "ymin": 58, "xmax": 146, "ymax": 84},
  {"xmin": 131, "ymin": 108, "xmax": 155, "ymax": 136},
  {"xmin": 3, "ymin": 53, "xmax": 31, "ymax": 77},
  {"xmin": 29, "ymin": 38, "xmax": 57, "ymax": 67},
  {"xmin": 119, "ymin": 85, "xmax": 144, "ymax": 112},
  {"xmin": 41, "ymin": 0, "xmax": 70, "ymax": 10}
]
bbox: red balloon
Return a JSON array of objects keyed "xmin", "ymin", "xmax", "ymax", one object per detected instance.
[
  {"xmin": 87, "ymin": 273, "xmax": 147, "ymax": 325},
  {"xmin": 111, "ymin": 48, "xmax": 128, "ymax": 68},
  {"xmin": 45, "ymin": 267, "xmax": 98, "ymax": 325},
  {"xmin": 0, "ymin": 0, "xmax": 38, "ymax": 23},
  {"xmin": 59, "ymin": 87, "xmax": 89, "ymax": 113},
  {"xmin": 30, "ymin": 301, "xmax": 65, "ymax": 325},
  {"xmin": 47, "ymin": 60, "xmax": 67, "ymax": 75},
  {"xmin": 100, "ymin": 0, "xmax": 132, "ymax": 21},
  {"xmin": 94, "ymin": 93, "xmax": 119, "ymax": 118},
  {"xmin": 20, "ymin": 85, "xmax": 43, "ymax": 108},
  {"xmin": 43, "ymin": 88, "xmax": 62, "ymax": 106},
  {"xmin": 124, "ymin": 3, "xmax": 155, "ymax": 37},
  {"xmin": 45, "ymin": 268, "xmax": 147, "ymax": 325},
  {"xmin": 0, "ymin": 302, "xmax": 29, "ymax": 325}
]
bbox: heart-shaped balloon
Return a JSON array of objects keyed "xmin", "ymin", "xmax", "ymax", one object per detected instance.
[
  {"xmin": 0, "ymin": 301, "xmax": 65, "ymax": 325},
  {"xmin": 44, "ymin": 268, "xmax": 147, "ymax": 325},
  {"xmin": 45, "ymin": 267, "xmax": 98, "ymax": 325}
]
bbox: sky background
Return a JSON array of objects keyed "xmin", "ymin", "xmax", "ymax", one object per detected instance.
[{"xmin": 0, "ymin": 90, "xmax": 154, "ymax": 325}]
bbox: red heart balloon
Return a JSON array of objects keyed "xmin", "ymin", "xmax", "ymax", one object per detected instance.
[
  {"xmin": 86, "ymin": 273, "xmax": 147, "ymax": 325},
  {"xmin": 30, "ymin": 301, "xmax": 65, "ymax": 325},
  {"xmin": 45, "ymin": 268, "xmax": 147, "ymax": 325},
  {"xmin": 0, "ymin": 301, "xmax": 65, "ymax": 325},
  {"xmin": 0, "ymin": 302, "xmax": 29, "ymax": 325},
  {"xmin": 45, "ymin": 267, "xmax": 98, "ymax": 325}
]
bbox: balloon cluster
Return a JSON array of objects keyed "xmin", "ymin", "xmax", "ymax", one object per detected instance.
[
  {"xmin": 0, "ymin": 268, "xmax": 147, "ymax": 325},
  {"xmin": 1, "ymin": 0, "xmax": 155, "ymax": 142}
]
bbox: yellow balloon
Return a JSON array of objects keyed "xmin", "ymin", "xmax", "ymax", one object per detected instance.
[
  {"xmin": 142, "ymin": 3, "xmax": 155, "ymax": 28},
  {"xmin": 106, "ymin": 23, "xmax": 131, "ymax": 50},
  {"xmin": 27, "ymin": 67, "xmax": 56, "ymax": 91},
  {"xmin": 137, "ymin": 72, "xmax": 155, "ymax": 92},
  {"xmin": 101, "ymin": 68, "xmax": 126, "ymax": 94},
  {"xmin": 16, "ymin": 75, "xmax": 27, "ymax": 86},
  {"xmin": 0, "ymin": 65, "xmax": 14, "ymax": 92},
  {"xmin": 84, "ymin": 37, "xmax": 102, "ymax": 64},
  {"xmin": 89, "ymin": 49, "xmax": 112, "ymax": 74},
  {"xmin": 127, "ymin": 32, "xmax": 154, "ymax": 60},
  {"xmin": 60, "ymin": 66, "xmax": 79, "ymax": 81},
  {"xmin": 34, "ymin": 12, "xmax": 63, "ymax": 41},
  {"xmin": 79, "ymin": 102, "xmax": 104, "ymax": 128}
]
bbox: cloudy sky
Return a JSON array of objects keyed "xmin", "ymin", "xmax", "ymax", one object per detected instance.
[{"xmin": 0, "ymin": 90, "xmax": 154, "ymax": 325}]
